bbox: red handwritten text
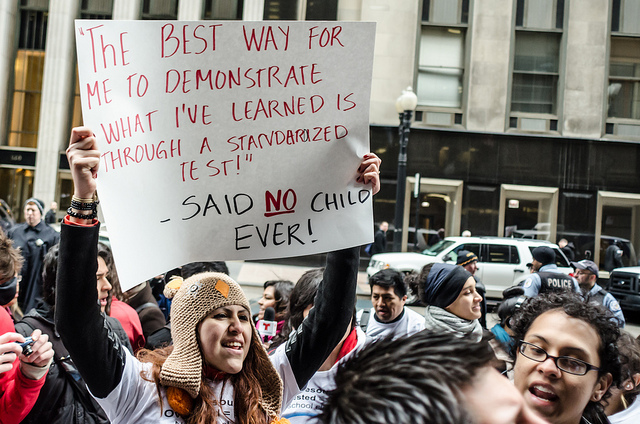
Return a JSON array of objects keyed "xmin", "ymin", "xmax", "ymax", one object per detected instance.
[{"xmin": 161, "ymin": 23, "xmax": 222, "ymax": 58}]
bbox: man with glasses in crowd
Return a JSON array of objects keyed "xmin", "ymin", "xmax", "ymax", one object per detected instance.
[{"xmin": 572, "ymin": 259, "xmax": 625, "ymax": 327}]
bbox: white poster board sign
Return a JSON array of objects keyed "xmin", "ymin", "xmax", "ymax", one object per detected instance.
[{"xmin": 75, "ymin": 20, "xmax": 376, "ymax": 290}]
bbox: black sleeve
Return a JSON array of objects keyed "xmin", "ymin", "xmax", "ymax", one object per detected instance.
[
  {"xmin": 372, "ymin": 230, "xmax": 385, "ymax": 254},
  {"xmin": 14, "ymin": 320, "xmax": 33, "ymax": 338},
  {"xmin": 54, "ymin": 223, "xmax": 126, "ymax": 398},
  {"xmin": 284, "ymin": 246, "xmax": 359, "ymax": 389}
]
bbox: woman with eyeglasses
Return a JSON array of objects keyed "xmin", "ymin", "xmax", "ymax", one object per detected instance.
[{"xmin": 510, "ymin": 291, "xmax": 622, "ymax": 424}]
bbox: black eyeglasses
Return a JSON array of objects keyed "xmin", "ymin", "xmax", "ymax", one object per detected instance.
[{"xmin": 517, "ymin": 341, "xmax": 600, "ymax": 376}]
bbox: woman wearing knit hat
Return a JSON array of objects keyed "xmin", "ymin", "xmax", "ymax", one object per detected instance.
[
  {"xmin": 407, "ymin": 262, "xmax": 484, "ymax": 341},
  {"xmin": 54, "ymin": 127, "xmax": 381, "ymax": 424}
]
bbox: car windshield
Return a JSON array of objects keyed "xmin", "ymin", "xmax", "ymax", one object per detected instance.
[{"xmin": 422, "ymin": 240, "xmax": 456, "ymax": 256}]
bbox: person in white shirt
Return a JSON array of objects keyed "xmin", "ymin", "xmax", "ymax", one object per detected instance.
[
  {"xmin": 55, "ymin": 127, "xmax": 382, "ymax": 424},
  {"xmin": 357, "ymin": 268, "xmax": 424, "ymax": 341}
]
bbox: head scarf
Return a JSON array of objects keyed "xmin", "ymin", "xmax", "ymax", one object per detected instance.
[
  {"xmin": 0, "ymin": 276, "xmax": 18, "ymax": 306},
  {"xmin": 423, "ymin": 263, "xmax": 472, "ymax": 309}
]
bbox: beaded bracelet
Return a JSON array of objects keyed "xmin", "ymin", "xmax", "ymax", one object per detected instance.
[
  {"xmin": 67, "ymin": 207, "xmax": 96, "ymax": 220},
  {"xmin": 70, "ymin": 198, "xmax": 99, "ymax": 211}
]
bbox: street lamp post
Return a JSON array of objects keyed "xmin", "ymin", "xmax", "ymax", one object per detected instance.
[{"xmin": 392, "ymin": 87, "xmax": 418, "ymax": 252}]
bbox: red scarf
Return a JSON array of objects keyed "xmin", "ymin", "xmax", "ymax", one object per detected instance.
[
  {"xmin": 335, "ymin": 327, "xmax": 358, "ymax": 363},
  {"xmin": 203, "ymin": 365, "xmax": 228, "ymax": 381}
]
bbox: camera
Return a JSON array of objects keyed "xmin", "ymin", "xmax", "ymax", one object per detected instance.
[{"xmin": 16, "ymin": 337, "xmax": 34, "ymax": 356}]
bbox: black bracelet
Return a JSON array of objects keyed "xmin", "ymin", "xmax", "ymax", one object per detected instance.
[
  {"xmin": 70, "ymin": 199, "xmax": 97, "ymax": 211},
  {"xmin": 67, "ymin": 207, "xmax": 96, "ymax": 220}
]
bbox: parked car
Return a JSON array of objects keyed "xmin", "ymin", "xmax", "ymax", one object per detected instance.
[
  {"xmin": 511, "ymin": 225, "xmax": 638, "ymax": 268},
  {"xmin": 606, "ymin": 266, "xmax": 640, "ymax": 314},
  {"xmin": 367, "ymin": 236, "xmax": 572, "ymax": 300}
]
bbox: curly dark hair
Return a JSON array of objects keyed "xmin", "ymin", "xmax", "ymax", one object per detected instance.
[
  {"xmin": 615, "ymin": 331, "xmax": 640, "ymax": 406},
  {"xmin": 405, "ymin": 263, "xmax": 435, "ymax": 306},
  {"xmin": 510, "ymin": 291, "xmax": 622, "ymax": 423}
]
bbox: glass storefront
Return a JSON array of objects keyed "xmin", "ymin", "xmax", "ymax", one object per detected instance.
[
  {"xmin": 8, "ymin": 50, "xmax": 44, "ymax": 148},
  {"xmin": 0, "ymin": 167, "xmax": 34, "ymax": 223},
  {"xmin": 370, "ymin": 125, "xmax": 640, "ymax": 263}
]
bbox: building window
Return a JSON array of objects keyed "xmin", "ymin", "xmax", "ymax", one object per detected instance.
[
  {"xmin": 73, "ymin": 0, "xmax": 113, "ymax": 128},
  {"xmin": 71, "ymin": 70, "xmax": 83, "ymax": 129},
  {"xmin": 608, "ymin": 37, "xmax": 640, "ymax": 120},
  {"xmin": 511, "ymin": 31, "xmax": 560, "ymax": 114},
  {"xmin": 305, "ymin": 0, "xmax": 337, "ymax": 20},
  {"xmin": 417, "ymin": 27, "xmax": 465, "ymax": 108},
  {"xmin": 264, "ymin": 0, "xmax": 297, "ymax": 20},
  {"xmin": 515, "ymin": 0, "xmax": 564, "ymax": 30},
  {"xmin": 142, "ymin": 0, "xmax": 178, "ymax": 20},
  {"xmin": 204, "ymin": 0, "xmax": 243, "ymax": 20},
  {"xmin": 263, "ymin": 0, "xmax": 337, "ymax": 20},
  {"xmin": 80, "ymin": 0, "xmax": 113, "ymax": 19},
  {"xmin": 611, "ymin": 0, "xmax": 640, "ymax": 34},
  {"xmin": 422, "ymin": 0, "xmax": 469, "ymax": 25},
  {"xmin": 8, "ymin": 4, "xmax": 48, "ymax": 148}
]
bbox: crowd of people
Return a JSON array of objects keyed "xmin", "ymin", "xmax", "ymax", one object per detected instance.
[{"xmin": 0, "ymin": 125, "xmax": 638, "ymax": 424}]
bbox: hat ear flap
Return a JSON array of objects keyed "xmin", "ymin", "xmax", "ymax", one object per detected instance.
[
  {"xmin": 250, "ymin": 330, "xmax": 283, "ymax": 419},
  {"xmin": 161, "ymin": 339, "xmax": 202, "ymax": 399}
]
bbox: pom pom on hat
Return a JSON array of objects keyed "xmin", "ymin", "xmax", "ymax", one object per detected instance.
[
  {"xmin": 166, "ymin": 386, "xmax": 194, "ymax": 416},
  {"xmin": 164, "ymin": 276, "xmax": 183, "ymax": 299}
]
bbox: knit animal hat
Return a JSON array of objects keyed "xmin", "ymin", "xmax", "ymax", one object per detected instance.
[{"xmin": 160, "ymin": 272, "xmax": 283, "ymax": 419}]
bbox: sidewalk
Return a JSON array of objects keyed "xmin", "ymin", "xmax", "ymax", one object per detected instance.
[{"xmin": 227, "ymin": 260, "xmax": 371, "ymax": 296}]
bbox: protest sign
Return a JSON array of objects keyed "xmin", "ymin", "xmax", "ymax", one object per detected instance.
[{"xmin": 75, "ymin": 20, "xmax": 376, "ymax": 290}]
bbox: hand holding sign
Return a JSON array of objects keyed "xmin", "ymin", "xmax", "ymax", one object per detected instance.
[
  {"xmin": 67, "ymin": 127, "xmax": 100, "ymax": 200},
  {"xmin": 357, "ymin": 153, "xmax": 382, "ymax": 195},
  {"xmin": 74, "ymin": 21, "xmax": 377, "ymax": 289}
]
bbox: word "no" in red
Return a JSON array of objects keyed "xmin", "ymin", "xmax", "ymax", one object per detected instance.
[{"xmin": 265, "ymin": 189, "xmax": 297, "ymax": 217}]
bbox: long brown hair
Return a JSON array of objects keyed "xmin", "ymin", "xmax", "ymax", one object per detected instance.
[{"xmin": 137, "ymin": 331, "xmax": 273, "ymax": 424}]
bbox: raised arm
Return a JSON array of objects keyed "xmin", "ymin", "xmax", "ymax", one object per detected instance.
[
  {"xmin": 54, "ymin": 127, "xmax": 127, "ymax": 398},
  {"xmin": 284, "ymin": 153, "xmax": 381, "ymax": 388}
]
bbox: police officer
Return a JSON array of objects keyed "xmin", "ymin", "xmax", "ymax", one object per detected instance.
[
  {"xmin": 521, "ymin": 246, "xmax": 578, "ymax": 297},
  {"xmin": 572, "ymin": 259, "xmax": 625, "ymax": 327}
]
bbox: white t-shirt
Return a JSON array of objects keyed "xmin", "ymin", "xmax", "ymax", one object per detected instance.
[
  {"xmin": 277, "ymin": 327, "xmax": 366, "ymax": 423},
  {"xmin": 94, "ymin": 347, "xmax": 299, "ymax": 423},
  {"xmin": 357, "ymin": 307, "xmax": 425, "ymax": 341},
  {"xmin": 609, "ymin": 397, "xmax": 640, "ymax": 424}
]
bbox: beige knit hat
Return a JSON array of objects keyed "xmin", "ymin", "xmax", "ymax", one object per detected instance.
[{"xmin": 160, "ymin": 272, "xmax": 283, "ymax": 418}]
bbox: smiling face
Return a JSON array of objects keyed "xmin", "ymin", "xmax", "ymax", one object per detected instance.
[
  {"xmin": 96, "ymin": 256, "xmax": 111, "ymax": 312},
  {"xmin": 371, "ymin": 285, "xmax": 406, "ymax": 322},
  {"xmin": 198, "ymin": 305, "xmax": 253, "ymax": 374},
  {"xmin": 445, "ymin": 276, "xmax": 483, "ymax": 321},
  {"xmin": 463, "ymin": 366, "xmax": 548, "ymax": 424},
  {"xmin": 513, "ymin": 310, "xmax": 611, "ymax": 424},
  {"xmin": 257, "ymin": 286, "xmax": 276, "ymax": 320}
]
